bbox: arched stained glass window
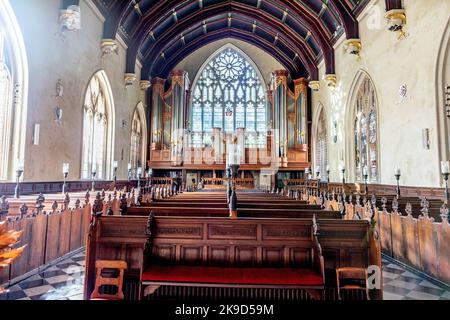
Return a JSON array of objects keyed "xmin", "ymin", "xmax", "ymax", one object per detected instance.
[
  {"xmin": 81, "ymin": 71, "xmax": 113, "ymax": 180},
  {"xmin": 354, "ymin": 76, "xmax": 378, "ymax": 182},
  {"xmin": 0, "ymin": 32, "xmax": 12, "ymax": 180},
  {"xmin": 130, "ymin": 109, "xmax": 143, "ymax": 177},
  {"xmin": 191, "ymin": 47, "xmax": 267, "ymax": 147},
  {"xmin": 315, "ymin": 107, "xmax": 328, "ymax": 180}
]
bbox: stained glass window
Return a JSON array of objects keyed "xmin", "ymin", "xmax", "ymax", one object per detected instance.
[
  {"xmin": 315, "ymin": 108, "xmax": 328, "ymax": 180},
  {"xmin": 0, "ymin": 32, "xmax": 12, "ymax": 180},
  {"xmin": 130, "ymin": 110, "xmax": 143, "ymax": 178},
  {"xmin": 354, "ymin": 76, "xmax": 378, "ymax": 182},
  {"xmin": 191, "ymin": 48, "xmax": 267, "ymax": 147},
  {"xmin": 81, "ymin": 72, "xmax": 110, "ymax": 180}
]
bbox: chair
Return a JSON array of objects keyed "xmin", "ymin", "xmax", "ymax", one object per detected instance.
[
  {"xmin": 90, "ymin": 260, "xmax": 127, "ymax": 300},
  {"xmin": 336, "ymin": 267, "xmax": 370, "ymax": 300}
]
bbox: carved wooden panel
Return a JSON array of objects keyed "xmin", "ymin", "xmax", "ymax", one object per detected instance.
[
  {"xmin": 378, "ymin": 211, "xmax": 393, "ymax": 256},
  {"xmin": 262, "ymin": 225, "xmax": 310, "ymax": 240},
  {"xmin": 437, "ymin": 221, "xmax": 450, "ymax": 283},
  {"xmin": 262, "ymin": 247, "xmax": 284, "ymax": 267},
  {"xmin": 403, "ymin": 215, "xmax": 420, "ymax": 269},
  {"xmin": 290, "ymin": 248, "xmax": 311, "ymax": 267},
  {"xmin": 180, "ymin": 246, "xmax": 203, "ymax": 265},
  {"xmin": 208, "ymin": 246, "xmax": 231, "ymax": 266},
  {"xmin": 208, "ymin": 224, "xmax": 257, "ymax": 240},
  {"xmin": 155, "ymin": 223, "xmax": 203, "ymax": 239},
  {"xmin": 418, "ymin": 218, "xmax": 438, "ymax": 276},
  {"xmin": 153, "ymin": 245, "xmax": 176, "ymax": 264},
  {"xmin": 235, "ymin": 247, "xmax": 258, "ymax": 266}
]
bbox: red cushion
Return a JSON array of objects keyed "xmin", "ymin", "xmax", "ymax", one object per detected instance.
[{"xmin": 142, "ymin": 266, "xmax": 323, "ymax": 286}]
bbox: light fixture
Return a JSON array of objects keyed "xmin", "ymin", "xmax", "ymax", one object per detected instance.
[
  {"xmin": 14, "ymin": 160, "xmax": 24, "ymax": 199},
  {"xmin": 441, "ymin": 161, "xmax": 450, "ymax": 203},
  {"xmin": 62, "ymin": 163, "xmax": 70, "ymax": 194}
]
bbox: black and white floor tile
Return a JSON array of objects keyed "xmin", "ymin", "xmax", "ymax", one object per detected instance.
[
  {"xmin": 0, "ymin": 251, "xmax": 85, "ymax": 301},
  {"xmin": 382, "ymin": 258, "xmax": 450, "ymax": 300},
  {"xmin": 1, "ymin": 252, "xmax": 449, "ymax": 300}
]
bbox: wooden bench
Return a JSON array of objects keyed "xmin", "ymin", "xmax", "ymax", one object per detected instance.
[
  {"xmin": 141, "ymin": 215, "xmax": 325, "ymax": 300},
  {"xmin": 84, "ymin": 215, "xmax": 381, "ymax": 300},
  {"xmin": 124, "ymin": 206, "xmax": 341, "ymax": 219}
]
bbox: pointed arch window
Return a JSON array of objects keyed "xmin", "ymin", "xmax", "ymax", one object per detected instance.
[
  {"xmin": 354, "ymin": 76, "xmax": 378, "ymax": 182},
  {"xmin": 81, "ymin": 72, "xmax": 113, "ymax": 180},
  {"xmin": 0, "ymin": 1, "xmax": 28, "ymax": 181},
  {"xmin": 0, "ymin": 33, "xmax": 12, "ymax": 180},
  {"xmin": 315, "ymin": 108, "xmax": 328, "ymax": 180},
  {"xmin": 190, "ymin": 47, "xmax": 267, "ymax": 147},
  {"xmin": 130, "ymin": 110, "xmax": 143, "ymax": 177}
]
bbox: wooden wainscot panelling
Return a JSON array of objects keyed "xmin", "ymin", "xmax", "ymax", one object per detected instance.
[
  {"xmin": 154, "ymin": 223, "xmax": 203, "ymax": 239},
  {"xmin": 208, "ymin": 246, "xmax": 231, "ymax": 265},
  {"xmin": 262, "ymin": 224, "xmax": 310, "ymax": 241},
  {"xmin": 10, "ymin": 214, "xmax": 48, "ymax": 279},
  {"xmin": 69, "ymin": 207, "xmax": 84, "ymax": 252},
  {"xmin": 262, "ymin": 247, "xmax": 284, "ymax": 267},
  {"xmin": 417, "ymin": 216, "xmax": 438, "ymax": 277},
  {"xmin": 377, "ymin": 209, "xmax": 393, "ymax": 257},
  {"xmin": 208, "ymin": 223, "xmax": 257, "ymax": 240},
  {"xmin": 437, "ymin": 219, "xmax": 450, "ymax": 283},
  {"xmin": 152, "ymin": 245, "xmax": 176, "ymax": 263},
  {"xmin": 45, "ymin": 210, "xmax": 72, "ymax": 263},
  {"xmin": 290, "ymin": 248, "xmax": 312, "ymax": 267},
  {"xmin": 390, "ymin": 212, "xmax": 405, "ymax": 263},
  {"xmin": 180, "ymin": 246, "xmax": 203, "ymax": 265},
  {"xmin": 99, "ymin": 218, "xmax": 148, "ymax": 242},
  {"xmin": 402, "ymin": 214, "xmax": 421, "ymax": 269},
  {"xmin": 235, "ymin": 246, "xmax": 258, "ymax": 266}
]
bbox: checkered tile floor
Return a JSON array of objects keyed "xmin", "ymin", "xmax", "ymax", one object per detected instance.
[
  {"xmin": 0, "ymin": 251, "xmax": 85, "ymax": 300},
  {"xmin": 382, "ymin": 258, "xmax": 450, "ymax": 300},
  {"xmin": 1, "ymin": 252, "xmax": 449, "ymax": 300}
]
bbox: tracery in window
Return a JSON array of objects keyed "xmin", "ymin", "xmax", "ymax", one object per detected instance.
[
  {"xmin": 130, "ymin": 109, "xmax": 143, "ymax": 178},
  {"xmin": 81, "ymin": 72, "xmax": 112, "ymax": 180},
  {"xmin": 315, "ymin": 107, "xmax": 328, "ymax": 180},
  {"xmin": 191, "ymin": 47, "xmax": 267, "ymax": 147},
  {"xmin": 0, "ymin": 32, "xmax": 12, "ymax": 180},
  {"xmin": 354, "ymin": 76, "xmax": 378, "ymax": 182}
]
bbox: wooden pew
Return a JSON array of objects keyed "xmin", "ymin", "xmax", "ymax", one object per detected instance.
[
  {"xmin": 84, "ymin": 215, "xmax": 381, "ymax": 300},
  {"xmin": 124, "ymin": 207, "xmax": 341, "ymax": 220}
]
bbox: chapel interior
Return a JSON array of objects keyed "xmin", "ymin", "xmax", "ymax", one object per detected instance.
[{"xmin": 0, "ymin": 0, "xmax": 449, "ymax": 303}]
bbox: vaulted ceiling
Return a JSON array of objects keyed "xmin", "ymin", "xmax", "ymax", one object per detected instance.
[{"xmin": 80, "ymin": 0, "xmax": 402, "ymax": 81}]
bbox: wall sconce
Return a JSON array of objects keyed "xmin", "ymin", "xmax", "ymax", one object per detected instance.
[
  {"xmin": 422, "ymin": 128, "xmax": 430, "ymax": 150},
  {"xmin": 385, "ymin": 9, "xmax": 407, "ymax": 40}
]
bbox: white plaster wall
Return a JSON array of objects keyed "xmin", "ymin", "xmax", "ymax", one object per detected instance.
[
  {"xmin": 312, "ymin": 0, "xmax": 450, "ymax": 188},
  {"xmin": 10, "ymin": 0, "xmax": 146, "ymax": 182},
  {"xmin": 174, "ymin": 38, "xmax": 284, "ymax": 85}
]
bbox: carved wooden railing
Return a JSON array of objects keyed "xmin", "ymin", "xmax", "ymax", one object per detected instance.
[
  {"xmin": 0, "ymin": 180, "xmax": 137, "ymax": 197},
  {"xmin": 301, "ymin": 189, "xmax": 450, "ymax": 286}
]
